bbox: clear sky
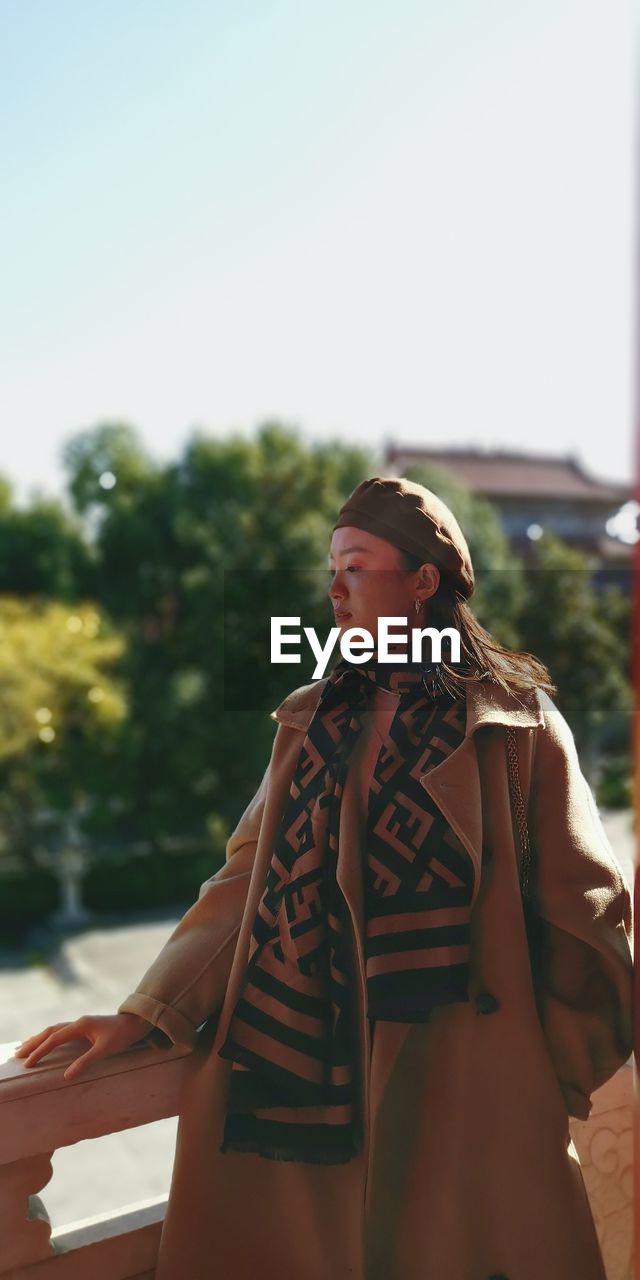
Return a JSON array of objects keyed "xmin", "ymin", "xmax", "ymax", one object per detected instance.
[{"xmin": 0, "ymin": 0, "xmax": 635, "ymax": 501}]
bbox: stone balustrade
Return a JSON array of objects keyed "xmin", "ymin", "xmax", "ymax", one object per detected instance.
[{"xmin": 0, "ymin": 1039, "xmax": 189, "ymax": 1280}]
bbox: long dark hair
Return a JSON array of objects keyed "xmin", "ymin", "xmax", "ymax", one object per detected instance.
[{"xmin": 400, "ymin": 549, "xmax": 556, "ymax": 699}]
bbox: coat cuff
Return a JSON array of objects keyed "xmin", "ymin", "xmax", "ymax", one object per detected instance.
[{"xmin": 118, "ymin": 992, "xmax": 199, "ymax": 1050}]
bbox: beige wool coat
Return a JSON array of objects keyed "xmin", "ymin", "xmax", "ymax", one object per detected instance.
[{"xmin": 119, "ymin": 677, "xmax": 634, "ymax": 1280}]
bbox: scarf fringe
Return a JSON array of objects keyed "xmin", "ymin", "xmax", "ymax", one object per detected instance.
[{"xmin": 219, "ymin": 1137, "xmax": 360, "ymax": 1165}]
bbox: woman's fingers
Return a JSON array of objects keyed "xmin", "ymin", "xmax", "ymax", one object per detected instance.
[
  {"xmin": 63, "ymin": 1041, "xmax": 109, "ymax": 1081},
  {"xmin": 21, "ymin": 1024, "xmax": 91, "ymax": 1068},
  {"xmin": 14, "ymin": 1024, "xmax": 67, "ymax": 1057},
  {"xmin": 14, "ymin": 1014, "xmax": 147, "ymax": 1079}
]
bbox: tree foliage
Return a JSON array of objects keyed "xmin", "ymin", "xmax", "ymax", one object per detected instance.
[
  {"xmin": 0, "ymin": 598, "xmax": 126, "ymax": 866},
  {"xmin": 0, "ymin": 423, "xmax": 630, "ymax": 878}
]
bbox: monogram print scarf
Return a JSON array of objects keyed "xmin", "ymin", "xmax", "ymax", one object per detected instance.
[{"xmin": 217, "ymin": 657, "xmax": 473, "ymax": 1164}]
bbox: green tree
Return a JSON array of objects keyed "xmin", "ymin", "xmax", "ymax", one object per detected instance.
[
  {"xmin": 61, "ymin": 421, "xmax": 154, "ymax": 515},
  {"xmin": 517, "ymin": 532, "xmax": 631, "ymax": 768},
  {"xmin": 391, "ymin": 461, "xmax": 630, "ymax": 772},
  {"xmin": 61, "ymin": 419, "xmax": 374, "ymax": 841},
  {"xmin": 0, "ymin": 476, "xmax": 92, "ymax": 599},
  {"xmin": 0, "ymin": 598, "xmax": 127, "ymax": 866}
]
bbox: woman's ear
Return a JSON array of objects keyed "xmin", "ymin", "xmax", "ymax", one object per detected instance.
[{"xmin": 418, "ymin": 563, "xmax": 440, "ymax": 598}]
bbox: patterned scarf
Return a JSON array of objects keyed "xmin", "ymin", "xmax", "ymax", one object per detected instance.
[{"xmin": 217, "ymin": 657, "xmax": 473, "ymax": 1164}]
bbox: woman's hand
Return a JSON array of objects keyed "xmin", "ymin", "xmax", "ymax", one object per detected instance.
[{"xmin": 13, "ymin": 1013, "xmax": 153, "ymax": 1081}]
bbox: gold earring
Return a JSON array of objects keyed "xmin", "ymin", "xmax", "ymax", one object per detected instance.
[{"xmin": 414, "ymin": 598, "xmax": 421, "ymax": 614}]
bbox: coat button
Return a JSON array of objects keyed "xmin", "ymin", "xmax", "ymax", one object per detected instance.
[{"xmin": 475, "ymin": 991, "xmax": 500, "ymax": 1015}]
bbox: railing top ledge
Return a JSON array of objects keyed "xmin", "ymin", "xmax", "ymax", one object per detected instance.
[
  {"xmin": 0, "ymin": 1038, "xmax": 190, "ymax": 1103},
  {"xmin": 0, "ymin": 1039, "xmax": 192, "ymax": 1164}
]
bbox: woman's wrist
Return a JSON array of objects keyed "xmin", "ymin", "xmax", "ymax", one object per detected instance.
[{"xmin": 121, "ymin": 1011, "xmax": 154, "ymax": 1035}]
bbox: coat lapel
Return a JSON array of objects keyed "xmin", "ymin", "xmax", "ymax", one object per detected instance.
[
  {"xmin": 271, "ymin": 676, "xmax": 545, "ymax": 919},
  {"xmin": 419, "ymin": 681, "xmax": 545, "ymax": 904},
  {"xmin": 270, "ymin": 676, "xmax": 546, "ymax": 1117}
]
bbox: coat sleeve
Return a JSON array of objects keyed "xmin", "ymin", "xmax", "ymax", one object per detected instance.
[
  {"xmin": 117, "ymin": 746, "xmax": 274, "ymax": 1050},
  {"xmin": 526, "ymin": 690, "xmax": 634, "ymax": 1120}
]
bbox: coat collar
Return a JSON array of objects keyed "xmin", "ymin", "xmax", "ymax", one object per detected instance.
[
  {"xmin": 270, "ymin": 675, "xmax": 545, "ymax": 737},
  {"xmin": 271, "ymin": 674, "xmax": 544, "ymax": 917}
]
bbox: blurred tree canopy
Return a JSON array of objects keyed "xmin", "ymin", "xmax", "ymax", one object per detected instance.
[
  {"xmin": 0, "ymin": 477, "xmax": 92, "ymax": 599},
  {"xmin": 0, "ymin": 422, "xmax": 631, "ymax": 880},
  {"xmin": 57, "ymin": 420, "xmax": 372, "ymax": 845},
  {"xmin": 401, "ymin": 459, "xmax": 630, "ymax": 758},
  {"xmin": 516, "ymin": 532, "xmax": 631, "ymax": 762},
  {"xmin": 0, "ymin": 598, "xmax": 126, "ymax": 866}
]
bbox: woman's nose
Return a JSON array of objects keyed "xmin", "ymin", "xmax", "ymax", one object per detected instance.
[{"xmin": 328, "ymin": 572, "xmax": 346, "ymax": 603}]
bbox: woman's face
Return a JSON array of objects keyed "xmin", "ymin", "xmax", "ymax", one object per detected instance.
[{"xmin": 327, "ymin": 525, "xmax": 439, "ymax": 652}]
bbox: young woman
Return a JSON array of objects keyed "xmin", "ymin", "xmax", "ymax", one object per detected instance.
[{"xmin": 16, "ymin": 476, "xmax": 633, "ymax": 1280}]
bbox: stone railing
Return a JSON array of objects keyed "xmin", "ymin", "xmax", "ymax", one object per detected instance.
[
  {"xmin": 0, "ymin": 1044, "xmax": 633, "ymax": 1279},
  {"xmin": 569, "ymin": 1058, "xmax": 635, "ymax": 1280},
  {"xmin": 0, "ymin": 1039, "xmax": 189, "ymax": 1280}
]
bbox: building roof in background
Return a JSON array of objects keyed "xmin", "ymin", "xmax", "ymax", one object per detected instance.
[{"xmin": 383, "ymin": 445, "xmax": 632, "ymax": 504}]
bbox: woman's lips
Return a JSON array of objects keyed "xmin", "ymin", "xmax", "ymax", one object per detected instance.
[{"xmin": 334, "ymin": 611, "xmax": 351, "ymax": 622}]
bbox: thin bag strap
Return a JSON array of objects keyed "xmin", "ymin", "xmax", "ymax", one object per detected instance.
[{"xmin": 506, "ymin": 725, "xmax": 533, "ymax": 902}]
